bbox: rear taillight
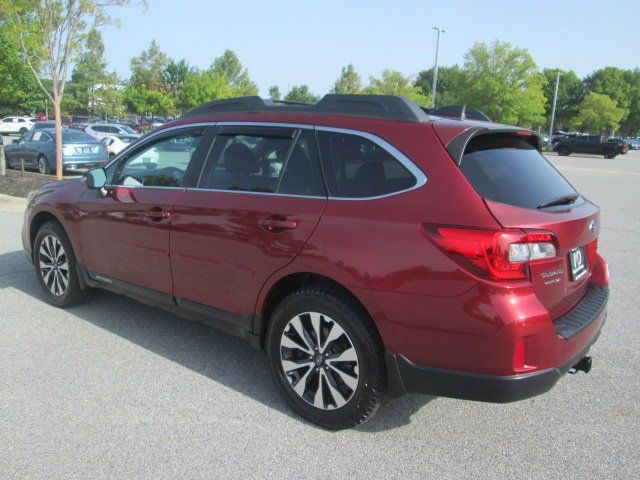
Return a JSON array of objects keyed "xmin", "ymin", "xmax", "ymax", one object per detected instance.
[{"xmin": 422, "ymin": 225, "xmax": 557, "ymax": 281}]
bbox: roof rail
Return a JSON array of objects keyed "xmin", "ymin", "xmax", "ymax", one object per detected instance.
[
  {"xmin": 181, "ymin": 94, "xmax": 430, "ymax": 123},
  {"xmin": 422, "ymin": 105, "xmax": 492, "ymax": 122}
]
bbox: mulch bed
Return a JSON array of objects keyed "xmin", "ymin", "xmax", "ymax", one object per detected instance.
[{"xmin": 0, "ymin": 169, "xmax": 56, "ymax": 198}]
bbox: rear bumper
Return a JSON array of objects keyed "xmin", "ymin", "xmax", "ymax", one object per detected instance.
[{"xmin": 386, "ymin": 319, "xmax": 604, "ymax": 402}]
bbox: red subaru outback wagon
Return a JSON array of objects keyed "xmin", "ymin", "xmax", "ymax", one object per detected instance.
[{"xmin": 22, "ymin": 95, "xmax": 609, "ymax": 429}]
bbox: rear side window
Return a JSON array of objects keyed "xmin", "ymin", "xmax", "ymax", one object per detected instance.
[
  {"xmin": 199, "ymin": 128, "xmax": 324, "ymax": 196},
  {"xmin": 317, "ymin": 131, "xmax": 416, "ymax": 198},
  {"xmin": 460, "ymin": 134, "xmax": 577, "ymax": 209}
]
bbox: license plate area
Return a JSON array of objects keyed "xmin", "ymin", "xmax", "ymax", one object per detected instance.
[{"xmin": 569, "ymin": 246, "xmax": 587, "ymax": 281}]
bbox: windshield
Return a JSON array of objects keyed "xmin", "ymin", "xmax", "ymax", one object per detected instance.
[
  {"xmin": 460, "ymin": 134, "xmax": 577, "ymax": 210},
  {"xmin": 120, "ymin": 125, "xmax": 137, "ymax": 134},
  {"xmin": 62, "ymin": 130, "xmax": 96, "ymax": 142}
]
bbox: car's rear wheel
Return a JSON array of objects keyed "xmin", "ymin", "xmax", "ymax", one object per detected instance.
[
  {"xmin": 37, "ymin": 155, "xmax": 51, "ymax": 175},
  {"xmin": 267, "ymin": 288, "xmax": 386, "ymax": 430},
  {"xmin": 557, "ymin": 146, "xmax": 570, "ymax": 156},
  {"xmin": 34, "ymin": 221, "xmax": 91, "ymax": 308},
  {"xmin": 604, "ymin": 148, "xmax": 616, "ymax": 159}
]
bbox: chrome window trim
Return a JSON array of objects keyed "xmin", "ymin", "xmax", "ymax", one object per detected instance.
[
  {"xmin": 102, "ymin": 120, "xmax": 428, "ymax": 200},
  {"xmin": 314, "ymin": 126, "xmax": 427, "ymax": 201},
  {"xmin": 103, "ymin": 122, "xmax": 217, "ymax": 170}
]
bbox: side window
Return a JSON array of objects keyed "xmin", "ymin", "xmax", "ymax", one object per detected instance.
[
  {"xmin": 31, "ymin": 132, "xmax": 43, "ymax": 142},
  {"xmin": 2, "ymin": 118, "xmax": 12, "ymax": 123},
  {"xmin": 278, "ymin": 130, "xmax": 325, "ymax": 196},
  {"xmin": 112, "ymin": 129, "xmax": 204, "ymax": 187},
  {"xmin": 199, "ymin": 128, "xmax": 323, "ymax": 196},
  {"xmin": 317, "ymin": 131, "xmax": 417, "ymax": 198}
]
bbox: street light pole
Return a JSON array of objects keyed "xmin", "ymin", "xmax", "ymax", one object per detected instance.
[
  {"xmin": 431, "ymin": 26, "xmax": 446, "ymax": 109},
  {"xmin": 549, "ymin": 72, "xmax": 561, "ymax": 142}
]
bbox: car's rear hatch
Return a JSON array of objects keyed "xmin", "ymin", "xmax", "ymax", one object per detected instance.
[{"xmin": 441, "ymin": 128, "xmax": 599, "ymax": 319}]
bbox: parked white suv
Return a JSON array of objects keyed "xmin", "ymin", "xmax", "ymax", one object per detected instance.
[
  {"xmin": 0, "ymin": 116, "xmax": 34, "ymax": 135},
  {"xmin": 85, "ymin": 123, "xmax": 141, "ymax": 140}
]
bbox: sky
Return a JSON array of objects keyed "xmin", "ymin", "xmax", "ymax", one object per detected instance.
[{"xmin": 101, "ymin": 0, "xmax": 639, "ymax": 96}]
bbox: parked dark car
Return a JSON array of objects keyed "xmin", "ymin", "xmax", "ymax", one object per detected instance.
[
  {"xmin": 5, "ymin": 128, "xmax": 108, "ymax": 174},
  {"xmin": 553, "ymin": 135, "xmax": 628, "ymax": 158},
  {"xmin": 21, "ymin": 95, "xmax": 609, "ymax": 429}
]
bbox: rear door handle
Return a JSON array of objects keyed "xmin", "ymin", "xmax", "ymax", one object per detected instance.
[
  {"xmin": 259, "ymin": 214, "xmax": 297, "ymax": 232},
  {"xmin": 144, "ymin": 207, "xmax": 172, "ymax": 221}
]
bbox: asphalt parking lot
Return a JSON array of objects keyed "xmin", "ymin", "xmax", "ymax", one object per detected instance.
[{"xmin": 1, "ymin": 151, "xmax": 639, "ymax": 479}]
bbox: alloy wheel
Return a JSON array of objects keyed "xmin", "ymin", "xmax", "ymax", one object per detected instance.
[
  {"xmin": 38, "ymin": 157, "xmax": 48, "ymax": 174},
  {"xmin": 38, "ymin": 234, "xmax": 69, "ymax": 296},
  {"xmin": 279, "ymin": 312, "xmax": 360, "ymax": 410}
]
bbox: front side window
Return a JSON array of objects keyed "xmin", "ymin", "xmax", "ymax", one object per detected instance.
[
  {"xmin": 199, "ymin": 128, "xmax": 324, "ymax": 196},
  {"xmin": 112, "ymin": 130, "xmax": 203, "ymax": 187},
  {"xmin": 317, "ymin": 130, "xmax": 417, "ymax": 198}
]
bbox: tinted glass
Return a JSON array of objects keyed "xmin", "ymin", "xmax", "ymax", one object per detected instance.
[
  {"xmin": 113, "ymin": 130, "xmax": 203, "ymax": 187},
  {"xmin": 317, "ymin": 131, "xmax": 416, "ymax": 198},
  {"xmin": 460, "ymin": 134, "xmax": 577, "ymax": 209},
  {"xmin": 200, "ymin": 130, "xmax": 299, "ymax": 194},
  {"xmin": 119, "ymin": 125, "xmax": 137, "ymax": 134},
  {"xmin": 278, "ymin": 130, "xmax": 325, "ymax": 196},
  {"xmin": 62, "ymin": 130, "xmax": 95, "ymax": 142}
]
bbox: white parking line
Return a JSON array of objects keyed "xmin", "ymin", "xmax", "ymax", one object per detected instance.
[{"xmin": 555, "ymin": 166, "xmax": 640, "ymax": 177}]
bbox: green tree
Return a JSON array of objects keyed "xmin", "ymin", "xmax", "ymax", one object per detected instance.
[
  {"xmin": 584, "ymin": 67, "xmax": 632, "ymax": 111},
  {"xmin": 415, "ymin": 65, "xmax": 466, "ymax": 107},
  {"xmin": 574, "ymin": 92, "xmax": 626, "ymax": 135},
  {"xmin": 176, "ymin": 71, "xmax": 233, "ymax": 112},
  {"xmin": 284, "ymin": 85, "xmax": 319, "ymax": 103},
  {"xmin": 69, "ymin": 28, "xmax": 123, "ymax": 117},
  {"xmin": 366, "ymin": 69, "xmax": 428, "ymax": 105},
  {"xmin": 459, "ymin": 41, "xmax": 547, "ymax": 127},
  {"xmin": 621, "ymin": 69, "xmax": 639, "ymax": 136},
  {"xmin": 162, "ymin": 59, "xmax": 193, "ymax": 99},
  {"xmin": 541, "ymin": 68, "xmax": 585, "ymax": 130},
  {"xmin": 268, "ymin": 85, "xmax": 281, "ymax": 100},
  {"xmin": 332, "ymin": 64, "xmax": 363, "ymax": 94},
  {"xmin": 123, "ymin": 85, "xmax": 174, "ymax": 117},
  {"xmin": 0, "ymin": 18, "xmax": 43, "ymax": 116},
  {"xmin": 210, "ymin": 50, "xmax": 258, "ymax": 96},
  {"xmin": 2, "ymin": 0, "xmax": 140, "ymax": 179},
  {"xmin": 130, "ymin": 40, "xmax": 168, "ymax": 91}
]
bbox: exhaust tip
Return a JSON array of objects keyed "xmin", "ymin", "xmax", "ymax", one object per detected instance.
[{"xmin": 569, "ymin": 356, "xmax": 592, "ymax": 374}]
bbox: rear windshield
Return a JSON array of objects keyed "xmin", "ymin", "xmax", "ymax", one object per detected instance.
[
  {"xmin": 62, "ymin": 130, "xmax": 95, "ymax": 142},
  {"xmin": 460, "ymin": 134, "xmax": 577, "ymax": 209}
]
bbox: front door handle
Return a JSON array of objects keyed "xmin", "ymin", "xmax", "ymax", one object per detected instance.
[
  {"xmin": 259, "ymin": 214, "xmax": 297, "ymax": 233},
  {"xmin": 144, "ymin": 207, "xmax": 171, "ymax": 221}
]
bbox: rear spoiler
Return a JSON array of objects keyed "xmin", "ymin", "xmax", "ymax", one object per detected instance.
[{"xmin": 446, "ymin": 126, "xmax": 543, "ymax": 165}]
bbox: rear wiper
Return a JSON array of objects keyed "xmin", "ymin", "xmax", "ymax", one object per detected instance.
[{"xmin": 537, "ymin": 194, "xmax": 579, "ymax": 209}]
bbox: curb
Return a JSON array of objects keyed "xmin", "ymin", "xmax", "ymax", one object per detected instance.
[{"xmin": 0, "ymin": 193, "xmax": 27, "ymax": 213}]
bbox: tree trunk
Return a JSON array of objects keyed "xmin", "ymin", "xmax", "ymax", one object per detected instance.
[{"xmin": 54, "ymin": 99, "xmax": 63, "ymax": 180}]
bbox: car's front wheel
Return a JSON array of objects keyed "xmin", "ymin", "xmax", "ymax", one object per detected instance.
[
  {"xmin": 37, "ymin": 155, "xmax": 51, "ymax": 175},
  {"xmin": 267, "ymin": 288, "xmax": 386, "ymax": 430},
  {"xmin": 34, "ymin": 221, "xmax": 90, "ymax": 308},
  {"xmin": 557, "ymin": 146, "xmax": 570, "ymax": 156}
]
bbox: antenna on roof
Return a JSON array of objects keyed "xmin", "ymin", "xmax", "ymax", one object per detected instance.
[{"xmin": 460, "ymin": 105, "xmax": 466, "ymax": 121}]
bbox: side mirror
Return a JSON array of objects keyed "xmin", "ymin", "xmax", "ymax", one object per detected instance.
[
  {"xmin": 13, "ymin": 139, "xmax": 21, "ymax": 144},
  {"xmin": 84, "ymin": 167, "xmax": 107, "ymax": 189}
]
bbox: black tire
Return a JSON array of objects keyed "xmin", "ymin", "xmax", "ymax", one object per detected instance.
[
  {"xmin": 267, "ymin": 287, "xmax": 386, "ymax": 430},
  {"xmin": 37, "ymin": 155, "xmax": 51, "ymax": 175},
  {"xmin": 604, "ymin": 148, "xmax": 616, "ymax": 159},
  {"xmin": 33, "ymin": 220, "xmax": 91, "ymax": 308},
  {"xmin": 557, "ymin": 146, "xmax": 570, "ymax": 156}
]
